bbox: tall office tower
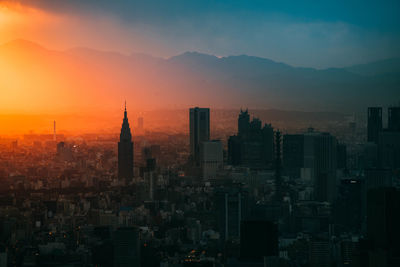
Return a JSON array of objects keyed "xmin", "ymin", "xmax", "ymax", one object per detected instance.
[
  {"xmin": 367, "ymin": 107, "xmax": 382, "ymax": 144},
  {"xmin": 228, "ymin": 110, "xmax": 274, "ymax": 168},
  {"xmin": 283, "ymin": 134, "xmax": 305, "ymax": 178},
  {"xmin": 228, "ymin": 135, "xmax": 242, "ymax": 165},
  {"xmin": 378, "ymin": 130, "xmax": 400, "ymax": 170},
  {"xmin": 388, "ymin": 106, "xmax": 400, "ymax": 132},
  {"xmin": 313, "ymin": 132, "xmax": 337, "ymax": 202},
  {"xmin": 283, "ymin": 129, "xmax": 337, "ymax": 201},
  {"xmin": 118, "ymin": 103, "xmax": 134, "ymax": 183},
  {"xmin": 189, "ymin": 107, "xmax": 210, "ymax": 165},
  {"xmin": 215, "ymin": 187, "xmax": 249, "ymax": 242},
  {"xmin": 113, "ymin": 227, "xmax": 140, "ymax": 267},
  {"xmin": 367, "ymin": 187, "xmax": 400, "ymax": 266},
  {"xmin": 262, "ymin": 123, "xmax": 275, "ymax": 163},
  {"xmin": 335, "ymin": 178, "xmax": 363, "ymax": 231},
  {"xmin": 240, "ymin": 220, "xmax": 278, "ymax": 261},
  {"xmin": 274, "ymin": 130, "xmax": 282, "ymax": 201},
  {"xmin": 238, "ymin": 108, "xmax": 250, "ymax": 136},
  {"xmin": 361, "ymin": 169, "xmax": 393, "ymax": 218},
  {"xmin": 200, "ymin": 140, "xmax": 223, "ymax": 180}
]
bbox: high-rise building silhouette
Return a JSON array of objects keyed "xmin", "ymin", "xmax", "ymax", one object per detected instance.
[
  {"xmin": 200, "ymin": 140, "xmax": 223, "ymax": 180},
  {"xmin": 228, "ymin": 110, "xmax": 274, "ymax": 169},
  {"xmin": 238, "ymin": 108, "xmax": 250, "ymax": 137},
  {"xmin": 367, "ymin": 107, "xmax": 382, "ymax": 144},
  {"xmin": 274, "ymin": 130, "xmax": 282, "ymax": 201},
  {"xmin": 283, "ymin": 134, "xmax": 304, "ymax": 178},
  {"xmin": 378, "ymin": 130, "xmax": 400, "ymax": 170},
  {"xmin": 388, "ymin": 106, "xmax": 400, "ymax": 132},
  {"xmin": 313, "ymin": 132, "xmax": 337, "ymax": 202},
  {"xmin": 367, "ymin": 187, "xmax": 400, "ymax": 266},
  {"xmin": 283, "ymin": 129, "xmax": 337, "ymax": 202},
  {"xmin": 189, "ymin": 107, "xmax": 210, "ymax": 165},
  {"xmin": 215, "ymin": 187, "xmax": 249, "ymax": 242},
  {"xmin": 118, "ymin": 102, "xmax": 134, "ymax": 183}
]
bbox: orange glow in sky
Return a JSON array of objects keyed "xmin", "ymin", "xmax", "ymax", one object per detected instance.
[{"xmin": 0, "ymin": 2, "xmax": 177, "ymax": 135}]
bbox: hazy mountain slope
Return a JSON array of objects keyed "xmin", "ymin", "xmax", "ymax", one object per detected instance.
[
  {"xmin": 1, "ymin": 39, "xmax": 399, "ymax": 113},
  {"xmin": 345, "ymin": 58, "xmax": 400, "ymax": 76}
]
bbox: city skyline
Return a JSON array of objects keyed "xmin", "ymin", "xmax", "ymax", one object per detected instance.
[
  {"xmin": 1, "ymin": 2, "xmax": 400, "ymax": 266},
  {"xmin": 1, "ymin": 1, "xmax": 400, "ymax": 132},
  {"xmin": 0, "ymin": 38, "xmax": 399, "ymax": 134}
]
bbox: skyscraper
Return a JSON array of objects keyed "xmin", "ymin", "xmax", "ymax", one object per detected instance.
[
  {"xmin": 200, "ymin": 140, "xmax": 223, "ymax": 180},
  {"xmin": 367, "ymin": 187, "xmax": 400, "ymax": 265},
  {"xmin": 388, "ymin": 106, "xmax": 400, "ymax": 132},
  {"xmin": 274, "ymin": 130, "xmax": 282, "ymax": 201},
  {"xmin": 282, "ymin": 129, "xmax": 337, "ymax": 202},
  {"xmin": 215, "ymin": 187, "xmax": 249, "ymax": 242},
  {"xmin": 367, "ymin": 107, "xmax": 382, "ymax": 144},
  {"xmin": 312, "ymin": 132, "xmax": 337, "ymax": 202},
  {"xmin": 238, "ymin": 108, "xmax": 250, "ymax": 137},
  {"xmin": 118, "ymin": 102, "xmax": 134, "ymax": 183},
  {"xmin": 228, "ymin": 110, "xmax": 274, "ymax": 169},
  {"xmin": 283, "ymin": 134, "xmax": 304, "ymax": 178},
  {"xmin": 189, "ymin": 107, "xmax": 210, "ymax": 165}
]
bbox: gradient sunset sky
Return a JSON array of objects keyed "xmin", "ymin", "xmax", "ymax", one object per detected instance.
[
  {"xmin": 1, "ymin": 0, "xmax": 399, "ymax": 68},
  {"xmin": 1, "ymin": 0, "xmax": 399, "ymax": 134}
]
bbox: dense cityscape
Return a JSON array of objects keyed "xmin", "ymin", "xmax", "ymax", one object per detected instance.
[
  {"xmin": 0, "ymin": 104, "xmax": 399, "ymax": 267},
  {"xmin": 2, "ymin": 1, "xmax": 400, "ymax": 267}
]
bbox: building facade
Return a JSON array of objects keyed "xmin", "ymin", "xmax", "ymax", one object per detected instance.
[{"xmin": 189, "ymin": 107, "xmax": 210, "ymax": 165}]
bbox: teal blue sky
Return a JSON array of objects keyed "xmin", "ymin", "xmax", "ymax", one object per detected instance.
[{"xmin": 11, "ymin": 0, "xmax": 400, "ymax": 68}]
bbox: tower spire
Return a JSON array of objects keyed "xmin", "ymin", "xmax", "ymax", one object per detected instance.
[
  {"xmin": 53, "ymin": 120, "xmax": 56, "ymax": 142},
  {"xmin": 118, "ymin": 102, "xmax": 134, "ymax": 183},
  {"xmin": 124, "ymin": 100, "xmax": 127, "ymax": 118}
]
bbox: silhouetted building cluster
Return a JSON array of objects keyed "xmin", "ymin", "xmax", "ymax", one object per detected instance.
[
  {"xmin": 228, "ymin": 109, "xmax": 274, "ymax": 169},
  {"xmin": 2, "ymin": 103, "xmax": 400, "ymax": 267}
]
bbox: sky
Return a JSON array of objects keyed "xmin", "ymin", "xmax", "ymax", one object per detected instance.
[
  {"xmin": 1, "ymin": 0, "xmax": 399, "ymax": 68},
  {"xmin": 0, "ymin": 0, "xmax": 399, "ymax": 134}
]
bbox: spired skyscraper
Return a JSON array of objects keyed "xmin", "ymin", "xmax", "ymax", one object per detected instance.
[{"xmin": 118, "ymin": 102, "xmax": 134, "ymax": 183}]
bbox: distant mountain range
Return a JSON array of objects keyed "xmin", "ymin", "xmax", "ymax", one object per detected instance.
[{"xmin": 1, "ymin": 39, "xmax": 399, "ymax": 112}]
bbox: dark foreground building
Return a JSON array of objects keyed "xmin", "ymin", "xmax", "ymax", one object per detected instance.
[
  {"xmin": 240, "ymin": 220, "xmax": 278, "ymax": 263},
  {"xmin": 365, "ymin": 187, "xmax": 400, "ymax": 267}
]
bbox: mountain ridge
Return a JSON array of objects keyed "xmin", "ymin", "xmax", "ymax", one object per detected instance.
[
  {"xmin": 3, "ymin": 39, "xmax": 399, "ymax": 73},
  {"xmin": 1, "ymin": 39, "xmax": 399, "ymax": 112}
]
